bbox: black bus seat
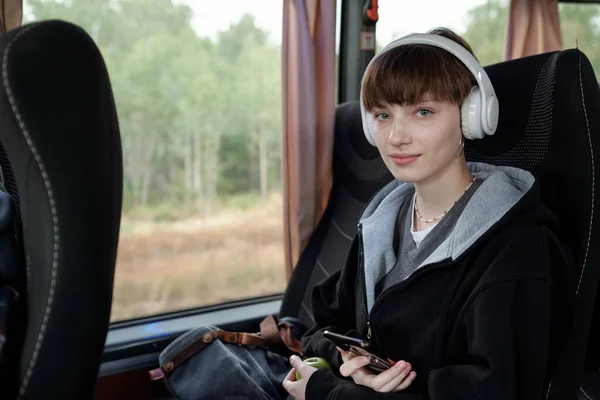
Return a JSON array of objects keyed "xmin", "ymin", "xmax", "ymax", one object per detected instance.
[
  {"xmin": 0, "ymin": 20, "xmax": 123, "ymax": 399},
  {"xmin": 465, "ymin": 48, "xmax": 600, "ymax": 400}
]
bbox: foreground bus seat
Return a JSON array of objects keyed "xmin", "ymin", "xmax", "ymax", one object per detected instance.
[
  {"xmin": 279, "ymin": 101, "xmax": 393, "ymax": 325},
  {"xmin": 281, "ymin": 48, "xmax": 600, "ymax": 399},
  {"xmin": 0, "ymin": 20, "xmax": 123, "ymax": 399}
]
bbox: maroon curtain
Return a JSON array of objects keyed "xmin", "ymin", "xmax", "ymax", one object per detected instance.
[
  {"xmin": 0, "ymin": 0, "xmax": 22, "ymax": 34},
  {"xmin": 282, "ymin": 0, "xmax": 336, "ymax": 279},
  {"xmin": 504, "ymin": 0, "xmax": 562, "ymax": 60}
]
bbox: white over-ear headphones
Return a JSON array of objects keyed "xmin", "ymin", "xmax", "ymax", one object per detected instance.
[{"xmin": 360, "ymin": 33, "xmax": 499, "ymax": 145}]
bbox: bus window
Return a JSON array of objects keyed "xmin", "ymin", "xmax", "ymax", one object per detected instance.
[
  {"xmin": 24, "ymin": 0, "xmax": 286, "ymax": 322},
  {"xmin": 377, "ymin": 0, "xmax": 600, "ymax": 75}
]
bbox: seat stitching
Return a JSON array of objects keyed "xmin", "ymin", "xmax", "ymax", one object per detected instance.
[
  {"xmin": 575, "ymin": 50, "xmax": 594, "ymax": 297},
  {"xmin": 2, "ymin": 24, "xmax": 60, "ymax": 398},
  {"xmin": 316, "ymin": 259, "xmax": 330, "ymax": 277},
  {"xmin": 580, "ymin": 386, "xmax": 593, "ymax": 400},
  {"xmin": 300, "ymin": 301, "xmax": 316, "ymax": 323},
  {"xmin": 544, "ymin": 381, "xmax": 552, "ymax": 399},
  {"xmin": 332, "ymin": 219, "xmax": 353, "ymax": 241}
]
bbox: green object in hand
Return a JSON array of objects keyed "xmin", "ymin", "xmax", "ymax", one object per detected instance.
[{"xmin": 296, "ymin": 357, "xmax": 331, "ymax": 380}]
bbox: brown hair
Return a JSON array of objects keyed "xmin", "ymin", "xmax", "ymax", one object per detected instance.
[{"xmin": 361, "ymin": 27, "xmax": 478, "ymax": 111}]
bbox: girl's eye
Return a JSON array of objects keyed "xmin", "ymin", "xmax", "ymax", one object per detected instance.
[
  {"xmin": 374, "ymin": 112, "xmax": 389, "ymax": 120},
  {"xmin": 417, "ymin": 109, "xmax": 432, "ymax": 118}
]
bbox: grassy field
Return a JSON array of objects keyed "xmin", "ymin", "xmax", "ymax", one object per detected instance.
[{"xmin": 111, "ymin": 193, "xmax": 287, "ymax": 322}]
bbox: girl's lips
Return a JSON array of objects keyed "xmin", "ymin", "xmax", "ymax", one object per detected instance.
[{"xmin": 390, "ymin": 155, "xmax": 419, "ymax": 166}]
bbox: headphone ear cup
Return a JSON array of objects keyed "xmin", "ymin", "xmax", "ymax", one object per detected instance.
[{"xmin": 461, "ymin": 86, "xmax": 484, "ymax": 140}]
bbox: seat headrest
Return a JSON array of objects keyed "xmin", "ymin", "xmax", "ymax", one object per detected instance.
[
  {"xmin": 333, "ymin": 101, "xmax": 392, "ymax": 191},
  {"xmin": 333, "ymin": 102, "xmax": 392, "ymax": 202},
  {"xmin": 335, "ymin": 101, "xmax": 380, "ymax": 161},
  {"xmin": 469, "ymin": 48, "xmax": 600, "ymax": 396},
  {"xmin": 466, "ymin": 49, "xmax": 600, "ymax": 266}
]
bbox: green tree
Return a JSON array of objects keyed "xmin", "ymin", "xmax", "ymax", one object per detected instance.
[
  {"xmin": 462, "ymin": 0, "xmax": 509, "ymax": 66},
  {"xmin": 560, "ymin": 3, "xmax": 600, "ymax": 77},
  {"xmin": 26, "ymin": 1, "xmax": 282, "ymax": 215},
  {"xmin": 28, "ymin": 0, "xmax": 203, "ymax": 211},
  {"xmin": 214, "ymin": 15, "xmax": 281, "ymax": 198}
]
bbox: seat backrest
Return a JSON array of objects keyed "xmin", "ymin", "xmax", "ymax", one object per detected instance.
[
  {"xmin": 0, "ymin": 20, "xmax": 123, "ymax": 399},
  {"xmin": 466, "ymin": 48, "xmax": 600, "ymax": 399},
  {"xmin": 279, "ymin": 101, "xmax": 393, "ymax": 326}
]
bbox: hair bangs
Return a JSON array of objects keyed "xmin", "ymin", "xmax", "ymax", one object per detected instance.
[{"xmin": 361, "ymin": 44, "xmax": 475, "ymax": 112}]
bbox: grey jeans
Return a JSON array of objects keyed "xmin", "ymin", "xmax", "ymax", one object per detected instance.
[{"xmin": 159, "ymin": 325, "xmax": 292, "ymax": 400}]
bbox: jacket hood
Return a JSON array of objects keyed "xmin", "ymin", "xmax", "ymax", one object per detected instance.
[{"xmin": 360, "ymin": 162, "xmax": 538, "ymax": 312}]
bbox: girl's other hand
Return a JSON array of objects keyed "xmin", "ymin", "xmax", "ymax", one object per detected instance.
[{"xmin": 336, "ymin": 346, "xmax": 417, "ymax": 393}]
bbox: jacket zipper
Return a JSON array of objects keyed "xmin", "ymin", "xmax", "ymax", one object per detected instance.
[{"xmin": 357, "ymin": 223, "xmax": 372, "ymax": 340}]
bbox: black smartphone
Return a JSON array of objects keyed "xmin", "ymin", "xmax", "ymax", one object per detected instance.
[{"xmin": 323, "ymin": 330, "xmax": 394, "ymax": 372}]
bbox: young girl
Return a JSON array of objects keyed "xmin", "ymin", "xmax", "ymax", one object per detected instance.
[{"xmin": 283, "ymin": 28, "xmax": 576, "ymax": 399}]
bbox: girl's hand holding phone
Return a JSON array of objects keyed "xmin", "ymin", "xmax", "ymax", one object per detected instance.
[{"xmin": 337, "ymin": 346, "xmax": 417, "ymax": 393}]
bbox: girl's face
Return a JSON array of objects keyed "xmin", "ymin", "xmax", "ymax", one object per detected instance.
[{"xmin": 371, "ymin": 97, "xmax": 464, "ymax": 185}]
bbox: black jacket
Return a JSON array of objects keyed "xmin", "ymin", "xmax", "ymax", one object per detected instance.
[{"xmin": 301, "ymin": 178, "xmax": 577, "ymax": 399}]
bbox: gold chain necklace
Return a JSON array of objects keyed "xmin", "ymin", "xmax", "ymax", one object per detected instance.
[{"xmin": 414, "ymin": 176, "xmax": 476, "ymax": 223}]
